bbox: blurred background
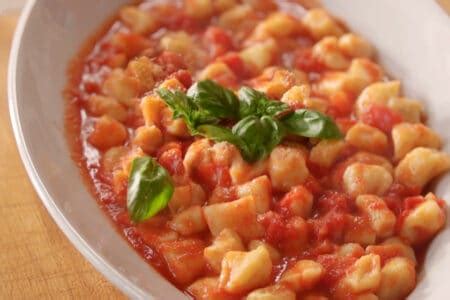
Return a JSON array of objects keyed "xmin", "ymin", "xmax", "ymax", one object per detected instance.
[
  {"xmin": 0, "ymin": 0, "xmax": 26, "ymax": 13},
  {"xmin": 0, "ymin": 1, "xmax": 124, "ymax": 299}
]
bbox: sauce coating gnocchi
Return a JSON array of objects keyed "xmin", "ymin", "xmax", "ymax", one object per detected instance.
[{"xmin": 65, "ymin": 1, "xmax": 449, "ymax": 299}]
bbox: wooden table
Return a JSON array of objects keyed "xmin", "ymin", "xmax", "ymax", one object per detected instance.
[{"xmin": 0, "ymin": 14, "xmax": 125, "ymax": 300}]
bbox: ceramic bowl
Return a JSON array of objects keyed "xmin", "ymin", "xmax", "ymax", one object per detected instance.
[{"xmin": 8, "ymin": 0, "xmax": 450, "ymax": 299}]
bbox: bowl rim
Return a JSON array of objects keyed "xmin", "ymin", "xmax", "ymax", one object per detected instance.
[{"xmin": 7, "ymin": 1, "xmax": 148, "ymax": 298}]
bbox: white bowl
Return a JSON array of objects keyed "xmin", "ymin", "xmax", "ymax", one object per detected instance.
[{"xmin": 8, "ymin": 0, "xmax": 450, "ymax": 299}]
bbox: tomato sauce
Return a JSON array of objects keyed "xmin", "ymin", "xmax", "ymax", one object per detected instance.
[{"xmin": 64, "ymin": 1, "xmax": 447, "ymax": 299}]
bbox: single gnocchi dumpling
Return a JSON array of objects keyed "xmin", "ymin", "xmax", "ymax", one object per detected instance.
[
  {"xmin": 248, "ymin": 240, "xmax": 281, "ymax": 263},
  {"xmin": 336, "ymin": 243, "xmax": 365, "ymax": 258},
  {"xmin": 315, "ymin": 71, "xmax": 350, "ymax": 97},
  {"xmin": 281, "ymin": 84, "xmax": 311, "ymax": 106},
  {"xmin": 159, "ymin": 239, "xmax": 206, "ymax": 285},
  {"xmin": 253, "ymin": 12, "xmax": 300, "ymax": 39},
  {"xmin": 399, "ymin": 193, "xmax": 446, "ymax": 245},
  {"xmin": 346, "ymin": 123, "xmax": 388, "ymax": 154},
  {"xmin": 395, "ymin": 147, "xmax": 450, "ymax": 189},
  {"xmin": 198, "ymin": 62, "xmax": 237, "ymax": 85},
  {"xmin": 252, "ymin": 67, "xmax": 307, "ymax": 99},
  {"xmin": 103, "ymin": 69, "xmax": 141, "ymax": 107},
  {"xmin": 219, "ymin": 245, "xmax": 272, "ymax": 294},
  {"xmin": 133, "ymin": 125, "xmax": 163, "ymax": 155},
  {"xmin": 86, "ymin": 94, "xmax": 128, "ymax": 122},
  {"xmin": 204, "ymin": 229, "xmax": 245, "ymax": 273},
  {"xmin": 126, "ymin": 56, "xmax": 156, "ymax": 91},
  {"xmin": 346, "ymin": 58, "xmax": 383, "ymax": 94},
  {"xmin": 279, "ymin": 185, "xmax": 314, "ymax": 218},
  {"xmin": 355, "ymin": 195, "xmax": 396, "ymax": 239},
  {"xmin": 185, "ymin": 0, "xmax": 214, "ymax": 19},
  {"xmin": 302, "ymin": 8, "xmax": 344, "ymax": 40},
  {"xmin": 312, "ymin": 36, "xmax": 350, "ymax": 70},
  {"xmin": 158, "ymin": 77, "xmax": 186, "ymax": 91},
  {"xmin": 392, "ymin": 123, "xmax": 441, "ymax": 161},
  {"xmin": 203, "ymin": 196, "xmax": 264, "ymax": 241},
  {"xmin": 236, "ymin": 176, "xmax": 272, "ymax": 213},
  {"xmin": 88, "ymin": 116, "xmax": 128, "ymax": 150},
  {"xmin": 347, "ymin": 152, "xmax": 394, "ymax": 174},
  {"xmin": 218, "ymin": 4, "xmax": 253, "ymax": 30},
  {"xmin": 119, "ymin": 6, "xmax": 158, "ymax": 34},
  {"xmin": 168, "ymin": 183, "xmax": 206, "ymax": 214},
  {"xmin": 140, "ymin": 95, "xmax": 166, "ymax": 127},
  {"xmin": 343, "ymin": 163, "xmax": 393, "ymax": 197},
  {"xmin": 246, "ymin": 285, "xmax": 296, "ymax": 300},
  {"xmin": 269, "ymin": 145, "xmax": 310, "ymax": 192},
  {"xmin": 187, "ymin": 277, "xmax": 233, "ymax": 300},
  {"xmin": 230, "ymin": 155, "xmax": 268, "ymax": 184},
  {"xmin": 239, "ymin": 38, "xmax": 277, "ymax": 74},
  {"xmin": 344, "ymin": 216, "xmax": 377, "ymax": 246},
  {"xmin": 338, "ymin": 33, "xmax": 374, "ymax": 58},
  {"xmin": 387, "ymin": 96, "xmax": 424, "ymax": 123},
  {"xmin": 340, "ymin": 254, "xmax": 381, "ymax": 294},
  {"xmin": 309, "ymin": 139, "xmax": 346, "ymax": 168},
  {"xmin": 355, "ymin": 81, "xmax": 401, "ymax": 116},
  {"xmin": 168, "ymin": 205, "xmax": 207, "ymax": 236},
  {"xmin": 366, "ymin": 237, "xmax": 416, "ymax": 265},
  {"xmin": 279, "ymin": 260, "xmax": 324, "ymax": 292},
  {"xmin": 161, "ymin": 33, "xmax": 189, "ymax": 57},
  {"xmin": 377, "ymin": 257, "xmax": 416, "ymax": 300}
]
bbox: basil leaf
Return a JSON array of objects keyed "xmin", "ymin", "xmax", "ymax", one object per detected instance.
[
  {"xmin": 238, "ymin": 86, "xmax": 290, "ymax": 118},
  {"xmin": 127, "ymin": 156, "xmax": 174, "ymax": 222},
  {"xmin": 187, "ymin": 80, "xmax": 239, "ymax": 120},
  {"xmin": 282, "ymin": 109, "xmax": 343, "ymax": 139},
  {"xmin": 232, "ymin": 115, "xmax": 285, "ymax": 161},
  {"xmin": 157, "ymin": 88, "xmax": 218, "ymax": 133}
]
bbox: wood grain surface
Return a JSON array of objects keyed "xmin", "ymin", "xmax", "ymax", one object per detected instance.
[{"xmin": 0, "ymin": 14, "xmax": 125, "ymax": 300}]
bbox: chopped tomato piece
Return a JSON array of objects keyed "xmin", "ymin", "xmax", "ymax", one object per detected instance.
[
  {"xmin": 328, "ymin": 91, "xmax": 354, "ymax": 117},
  {"xmin": 111, "ymin": 32, "xmax": 152, "ymax": 58},
  {"xmin": 158, "ymin": 143, "xmax": 184, "ymax": 176},
  {"xmin": 360, "ymin": 105, "xmax": 403, "ymax": 133},
  {"xmin": 303, "ymin": 176, "xmax": 323, "ymax": 196},
  {"xmin": 317, "ymin": 254, "xmax": 356, "ymax": 288},
  {"xmin": 157, "ymin": 51, "xmax": 187, "ymax": 74},
  {"xmin": 204, "ymin": 27, "xmax": 234, "ymax": 59},
  {"xmin": 171, "ymin": 69, "xmax": 193, "ymax": 88},
  {"xmin": 335, "ymin": 118, "xmax": 357, "ymax": 134},
  {"xmin": 294, "ymin": 48, "xmax": 325, "ymax": 73},
  {"xmin": 259, "ymin": 211, "xmax": 287, "ymax": 244},
  {"xmin": 217, "ymin": 52, "xmax": 248, "ymax": 78},
  {"xmin": 193, "ymin": 163, "xmax": 232, "ymax": 190},
  {"xmin": 316, "ymin": 191, "xmax": 351, "ymax": 214}
]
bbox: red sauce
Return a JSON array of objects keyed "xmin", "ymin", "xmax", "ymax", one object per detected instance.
[
  {"xmin": 63, "ymin": 1, "xmax": 446, "ymax": 298},
  {"xmin": 360, "ymin": 104, "xmax": 403, "ymax": 133}
]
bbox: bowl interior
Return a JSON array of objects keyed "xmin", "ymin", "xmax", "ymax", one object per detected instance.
[{"xmin": 9, "ymin": 0, "xmax": 450, "ymax": 299}]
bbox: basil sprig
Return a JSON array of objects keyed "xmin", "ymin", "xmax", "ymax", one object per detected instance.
[
  {"xmin": 283, "ymin": 109, "xmax": 343, "ymax": 139},
  {"xmin": 157, "ymin": 79, "xmax": 342, "ymax": 162},
  {"xmin": 238, "ymin": 87, "xmax": 290, "ymax": 118},
  {"xmin": 188, "ymin": 80, "xmax": 240, "ymax": 120},
  {"xmin": 127, "ymin": 156, "xmax": 174, "ymax": 222}
]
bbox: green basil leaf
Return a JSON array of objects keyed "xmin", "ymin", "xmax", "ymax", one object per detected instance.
[
  {"xmin": 238, "ymin": 86, "xmax": 290, "ymax": 118},
  {"xmin": 127, "ymin": 156, "xmax": 174, "ymax": 222},
  {"xmin": 157, "ymin": 88, "xmax": 218, "ymax": 133},
  {"xmin": 232, "ymin": 115, "xmax": 285, "ymax": 162},
  {"xmin": 281, "ymin": 109, "xmax": 343, "ymax": 139},
  {"xmin": 187, "ymin": 80, "xmax": 239, "ymax": 120}
]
